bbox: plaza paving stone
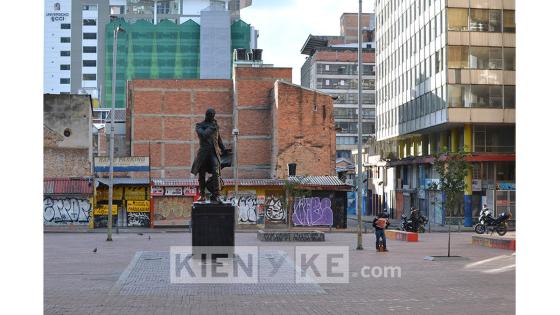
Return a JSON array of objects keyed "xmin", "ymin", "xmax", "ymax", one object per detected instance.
[{"xmin": 44, "ymin": 232, "xmax": 515, "ymax": 314}]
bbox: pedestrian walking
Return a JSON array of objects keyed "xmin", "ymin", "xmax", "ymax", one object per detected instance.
[{"xmin": 373, "ymin": 212, "xmax": 390, "ymax": 252}]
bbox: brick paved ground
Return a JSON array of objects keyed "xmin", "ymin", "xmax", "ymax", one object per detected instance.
[{"xmin": 44, "ymin": 232, "xmax": 514, "ymax": 314}]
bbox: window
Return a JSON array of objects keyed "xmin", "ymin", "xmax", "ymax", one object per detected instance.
[
  {"xmin": 503, "ymin": 11, "xmax": 515, "ymax": 32},
  {"xmin": 469, "ymin": 9, "xmax": 489, "ymax": 32},
  {"xmin": 470, "ymin": 85, "xmax": 499, "ymax": 108},
  {"xmin": 489, "ymin": 85, "xmax": 503, "ymax": 107},
  {"xmin": 448, "ymin": 8, "xmax": 468, "ymax": 31},
  {"xmin": 83, "ymin": 46, "xmax": 96, "ymax": 53},
  {"xmin": 448, "ymin": 46, "xmax": 469, "ymax": 68},
  {"xmin": 448, "ymin": 85, "xmax": 468, "ymax": 108},
  {"xmin": 60, "ymin": 37, "xmax": 70, "ymax": 43},
  {"xmin": 488, "ymin": 47, "xmax": 502, "ymax": 69},
  {"xmin": 504, "ymin": 48, "xmax": 515, "ymax": 70},
  {"xmin": 83, "ymin": 60, "xmax": 96, "ymax": 67},
  {"xmin": 83, "ymin": 33, "xmax": 97, "ymax": 40},
  {"xmin": 60, "ymin": 23, "xmax": 70, "ymax": 29},
  {"xmin": 504, "ymin": 86, "xmax": 515, "ymax": 108},
  {"xmin": 82, "ymin": 5, "xmax": 97, "ymax": 11},
  {"xmin": 60, "ymin": 51, "xmax": 70, "ymax": 57},
  {"xmin": 83, "ymin": 19, "xmax": 96, "ymax": 26},
  {"xmin": 469, "ymin": 47, "xmax": 489, "ymax": 69},
  {"xmin": 60, "ymin": 78, "xmax": 70, "ymax": 84},
  {"xmin": 83, "ymin": 73, "xmax": 96, "ymax": 81},
  {"xmin": 435, "ymin": 51, "xmax": 440, "ymax": 73},
  {"xmin": 110, "ymin": 5, "xmax": 124, "ymax": 15},
  {"xmin": 60, "ymin": 64, "xmax": 70, "ymax": 70},
  {"xmin": 488, "ymin": 10, "xmax": 502, "ymax": 32}
]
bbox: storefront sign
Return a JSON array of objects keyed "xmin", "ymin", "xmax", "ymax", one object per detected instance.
[
  {"xmin": 127, "ymin": 200, "xmax": 150, "ymax": 212},
  {"xmin": 94, "ymin": 156, "xmax": 150, "ymax": 172},
  {"xmin": 151, "ymin": 186, "xmax": 164, "ymax": 196},
  {"xmin": 124, "ymin": 187, "xmax": 148, "ymax": 200},
  {"xmin": 93, "ymin": 205, "xmax": 118, "ymax": 215},
  {"xmin": 165, "ymin": 187, "xmax": 183, "ymax": 196},
  {"xmin": 183, "ymin": 186, "xmax": 197, "ymax": 196}
]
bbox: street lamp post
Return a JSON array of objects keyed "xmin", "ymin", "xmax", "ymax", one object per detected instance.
[
  {"xmin": 356, "ymin": 0, "xmax": 364, "ymax": 250},
  {"xmin": 232, "ymin": 128, "xmax": 239, "ymax": 201},
  {"xmin": 107, "ymin": 25, "xmax": 125, "ymax": 242}
]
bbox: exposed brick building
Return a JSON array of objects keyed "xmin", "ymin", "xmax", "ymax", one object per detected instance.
[{"xmin": 127, "ymin": 64, "xmax": 336, "ymax": 180}]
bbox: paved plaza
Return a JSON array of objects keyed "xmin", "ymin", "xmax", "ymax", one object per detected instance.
[{"xmin": 44, "ymin": 231, "xmax": 515, "ymax": 314}]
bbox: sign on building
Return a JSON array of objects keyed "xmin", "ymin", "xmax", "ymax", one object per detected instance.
[
  {"xmin": 93, "ymin": 205, "xmax": 118, "ymax": 215},
  {"xmin": 165, "ymin": 187, "xmax": 183, "ymax": 196},
  {"xmin": 127, "ymin": 201, "xmax": 150, "ymax": 212},
  {"xmin": 151, "ymin": 186, "xmax": 164, "ymax": 196},
  {"xmin": 94, "ymin": 156, "xmax": 149, "ymax": 172}
]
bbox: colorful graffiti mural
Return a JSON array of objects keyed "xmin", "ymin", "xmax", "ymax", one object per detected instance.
[
  {"xmin": 292, "ymin": 197, "xmax": 333, "ymax": 226},
  {"xmin": 43, "ymin": 197, "xmax": 91, "ymax": 225}
]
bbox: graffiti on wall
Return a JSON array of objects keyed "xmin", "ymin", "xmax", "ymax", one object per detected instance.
[
  {"xmin": 238, "ymin": 195, "xmax": 257, "ymax": 223},
  {"xmin": 264, "ymin": 195, "xmax": 286, "ymax": 223},
  {"xmin": 44, "ymin": 197, "xmax": 91, "ymax": 225},
  {"xmin": 127, "ymin": 212, "xmax": 150, "ymax": 227},
  {"xmin": 154, "ymin": 197, "xmax": 191, "ymax": 225},
  {"xmin": 226, "ymin": 191, "xmax": 264, "ymax": 224},
  {"xmin": 292, "ymin": 197, "xmax": 333, "ymax": 226}
]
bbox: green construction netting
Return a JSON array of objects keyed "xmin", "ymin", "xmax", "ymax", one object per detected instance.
[{"xmin": 103, "ymin": 18, "xmax": 251, "ymax": 109}]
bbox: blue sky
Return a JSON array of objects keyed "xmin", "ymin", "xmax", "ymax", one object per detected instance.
[{"xmin": 241, "ymin": 0, "xmax": 376, "ymax": 85}]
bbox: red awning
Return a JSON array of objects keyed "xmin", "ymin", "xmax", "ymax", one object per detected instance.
[{"xmin": 44, "ymin": 178, "xmax": 92, "ymax": 195}]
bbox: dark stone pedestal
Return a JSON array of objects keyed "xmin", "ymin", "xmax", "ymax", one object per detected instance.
[{"xmin": 191, "ymin": 203, "xmax": 235, "ymax": 258}]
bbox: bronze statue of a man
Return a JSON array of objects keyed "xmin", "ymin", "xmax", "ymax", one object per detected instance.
[{"xmin": 191, "ymin": 108, "xmax": 229, "ymax": 202}]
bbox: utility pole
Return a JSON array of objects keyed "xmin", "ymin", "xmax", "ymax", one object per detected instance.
[
  {"xmin": 107, "ymin": 26, "xmax": 124, "ymax": 242},
  {"xmin": 356, "ymin": 0, "xmax": 364, "ymax": 250}
]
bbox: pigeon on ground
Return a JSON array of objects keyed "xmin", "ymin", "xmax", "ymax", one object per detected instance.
[
  {"xmin": 148, "ymin": 235, "xmax": 151, "ymax": 240},
  {"xmin": 93, "ymin": 247, "xmax": 97, "ymax": 253}
]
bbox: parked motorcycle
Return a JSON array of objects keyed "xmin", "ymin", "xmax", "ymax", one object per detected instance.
[
  {"xmin": 400, "ymin": 208, "xmax": 427, "ymax": 233},
  {"xmin": 474, "ymin": 208, "xmax": 511, "ymax": 236}
]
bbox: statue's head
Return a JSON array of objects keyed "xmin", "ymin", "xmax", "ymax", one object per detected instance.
[{"xmin": 205, "ymin": 108, "xmax": 216, "ymax": 122}]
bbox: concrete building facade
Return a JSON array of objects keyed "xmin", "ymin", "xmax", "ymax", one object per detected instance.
[
  {"xmin": 374, "ymin": 0, "xmax": 516, "ymax": 226},
  {"xmin": 44, "ymin": 0, "xmax": 110, "ymax": 104},
  {"xmin": 300, "ymin": 13, "xmax": 376, "ymax": 161}
]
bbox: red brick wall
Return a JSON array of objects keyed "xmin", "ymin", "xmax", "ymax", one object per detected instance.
[
  {"xmin": 126, "ymin": 67, "xmax": 335, "ymax": 181},
  {"xmin": 128, "ymin": 80, "xmax": 233, "ymax": 179},
  {"xmin": 313, "ymin": 50, "xmax": 375, "ymax": 63},
  {"xmin": 272, "ymin": 81, "xmax": 336, "ymax": 179},
  {"xmin": 234, "ymin": 66, "xmax": 292, "ymax": 178}
]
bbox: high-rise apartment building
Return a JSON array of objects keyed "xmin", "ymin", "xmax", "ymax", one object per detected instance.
[
  {"xmin": 300, "ymin": 13, "xmax": 376, "ymax": 160},
  {"xmin": 44, "ymin": 0, "xmax": 110, "ymax": 105},
  {"xmin": 375, "ymin": 0, "xmax": 515, "ymax": 226},
  {"xmin": 44, "ymin": 0, "xmax": 256, "ymax": 108}
]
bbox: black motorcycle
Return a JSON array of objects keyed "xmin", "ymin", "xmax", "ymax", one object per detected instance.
[
  {"xmin": 400, "ymin": 209, "xmax": 427, "ymax": 233},
  {"xmin": 474, "ymin": 210, "xmax": 511, "ymax": 236}
]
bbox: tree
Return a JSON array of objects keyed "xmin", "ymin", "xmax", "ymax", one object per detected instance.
[{"xmin": 432, "ymin": 147, "xmax": 470, "ymax": 256}]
